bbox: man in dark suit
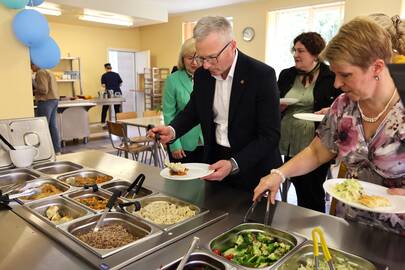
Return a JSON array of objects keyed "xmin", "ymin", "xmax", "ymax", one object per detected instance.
[{"xmin": 151, "ymin": 16, "xmax": 281, "ymax": 191}]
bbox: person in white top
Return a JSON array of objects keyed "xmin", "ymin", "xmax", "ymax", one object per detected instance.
[{"xmin": 150, "ymin": 16, "xmax": 282, "ymax": 191}]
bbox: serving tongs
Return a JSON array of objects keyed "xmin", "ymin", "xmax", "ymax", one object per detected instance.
[
  {"xmin": 243, "ymin": 191, "xmax": 271, "ymax": 225},
  {"xmin": 121, "ymin": 173, "xmax": 146, "ymax": 199},
  {"xmin": 93, "ymin": 190, "xmax": 121, "ymax": 232},
  {"xmin": 0, "ymin": 183, "xmax": 41, "ymax": 204},
  {"xmin": 176, "ymin": 236, "xmax": 200, "ymax": 270},
  {"xmin": 147, "ymin": 124, "xmax": 169, "ymax": 165},
  {"xmin": 312, "ymin": 227, "xmax": 335, "ymax": 270}
]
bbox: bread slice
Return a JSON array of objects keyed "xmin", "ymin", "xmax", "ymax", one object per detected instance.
[{"xmin": 358, "ymin": 195, "xmax": 391, "ymax": 208}]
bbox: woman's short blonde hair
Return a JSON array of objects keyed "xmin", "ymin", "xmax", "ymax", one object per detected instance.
[
  {"xmin": 177, "ymin": 38, "xmax": 196, "ymax": 70},
  {"xmin": 321, "ymin": 17, "xmax": 393, "ymax": 70},
  {"xmin": 368, "ymin": 13, "xmax": 405, "ymax": 55}
]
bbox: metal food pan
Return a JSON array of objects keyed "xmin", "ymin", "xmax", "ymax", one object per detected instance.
[
  {"xmin": 25, "ymin": 196, "xmax": 94, "ymax": 226},
  {"xmin": 15, "ymin": 178, "xmax": 70, "ymax": 203},
  {"xmin": 124, "ymin": 194, "xmax": 201, "ymax": 229},
  {"xmin": 161, "ymin": 250, "xmax": 233, "ymax": 270},
  {"xmin": 0, "ymin": 168, "xmax": 41, "ymax": 191},
  {"xmin": 59, "ymin": 212, "xmax": 161, "ymax": 258},
  {"xmin": 276, "ymin": 242, "xmax": 377, "ymax": 270},
  {"xmin": 209, "ymin": 223, "xmax": 306, "ymax": 269},
  {"xmin": 32, "ymin": 161, "xmax": 83, "ymax": 176},
  {"xmin": 65, "ymin": 189, "xmax": 125, "ymax": 211},
  {"xmin": 57, "ymin": 170, "xmax": 113, "ymax": 187},
  {"xmin": 100, "ymin": 180, "xmax": 154, "ymax": 199}
]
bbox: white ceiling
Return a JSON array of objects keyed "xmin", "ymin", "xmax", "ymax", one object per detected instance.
[
  {"xmin": 45, "ymin": 0, "xmax": 256, "ymax": 28},
  {"xmin": 148, "ymin": 0, "xmax": 257, "ymax": 15}
]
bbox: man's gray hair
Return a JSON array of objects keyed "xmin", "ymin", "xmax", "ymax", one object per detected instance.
[{"xmin": 193, "ymin": 16, "xmax": 233, "ymax": 42}]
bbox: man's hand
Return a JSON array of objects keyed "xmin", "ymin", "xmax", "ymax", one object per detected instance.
[
  {"xmin": 280, "ymin": 103, "xmax": 288, "ymax": 112},
  {"xmin": 388, "ymin": 188, "xmax": 405, "ymax": 196},
  {"xmin": 202, "ymin": 160, "xmax": 232, "ymax": 181},
  {"xmin": 147, "ymin": 126, "xmax": 174, "ymax": 144},
  {"xmin": 172, "ymin": 149, "xmax": 186, "ymax": 159}
]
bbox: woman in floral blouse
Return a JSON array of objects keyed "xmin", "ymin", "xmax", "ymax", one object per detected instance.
[{"xmin": 253, "ymin": 17, "xmax": 405, "ymax": 235}]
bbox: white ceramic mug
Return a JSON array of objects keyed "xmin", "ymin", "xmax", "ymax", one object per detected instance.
[{"xmin": 9, "ymin": 145, "xmax": 39, "ymax": 168}]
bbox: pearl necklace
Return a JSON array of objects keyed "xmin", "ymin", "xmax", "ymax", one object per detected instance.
[{"xmin": 358, "ymin": 88, "xmax": 397, "ymax": 123}]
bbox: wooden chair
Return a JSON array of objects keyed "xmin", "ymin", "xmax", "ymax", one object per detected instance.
[
  {"xmin": 107, "ymin": 121, "xmax": 153, "ymax": 162},
  {"xmin": 116, "ymin": 112, "xmax": 153, "ymax": 144},
  {"xmin": 143, "ymin": 110, "xmax": 161, "ymax": 117},
  {"xmin": 329, "ymin": 162, "xmax": 347, "ymax": 215}
]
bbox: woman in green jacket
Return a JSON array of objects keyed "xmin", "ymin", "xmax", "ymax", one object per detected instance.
[{"xmin": 163, "ymin": 38, "xmax": 204, "ymax": 163}]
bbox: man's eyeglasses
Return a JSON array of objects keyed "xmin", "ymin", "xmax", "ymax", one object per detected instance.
[{"xmin": 195, "ymin": 41, "xmax": 232, "ymax": 65}]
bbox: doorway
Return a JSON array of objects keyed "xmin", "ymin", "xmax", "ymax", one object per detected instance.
[{"xmin": 107, "ymin": 49, "xmax": 150, "ymax": 115}]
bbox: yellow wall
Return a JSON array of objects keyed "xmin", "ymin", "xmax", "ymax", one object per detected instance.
[
  {"xmin": 49, "ymin": 22, "xmax": 142, "ymax": 122},
  {"xmin": 139, "ymin": 0, "xmax": 402, "ymax": 68},
  {"xmin": 0, "ymin": 6, "xmax": 34, "ymax": 119}
]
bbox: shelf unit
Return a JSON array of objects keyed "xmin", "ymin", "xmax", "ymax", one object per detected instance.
[
  {"xmin": 143, "ymin": 67, "xmax": 169, "ymax": 110},
  {"xmin": 52, "ymin": 56, "xmax": 83, "ymax": 97}
]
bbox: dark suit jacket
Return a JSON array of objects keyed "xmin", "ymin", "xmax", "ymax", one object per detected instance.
[{"xmin": 170, "ymin": 51, "xmax": 282, "ymax": 191}]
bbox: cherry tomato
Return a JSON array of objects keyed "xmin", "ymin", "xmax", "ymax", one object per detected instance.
[
  {"xmin": 212, "ymin": 249, "xmax": 221, "ymax": 255},
  {"xmin": 224, "ymin": 254, "xmax": 234, "ymax": 260}
]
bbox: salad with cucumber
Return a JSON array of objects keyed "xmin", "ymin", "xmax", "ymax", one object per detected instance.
[{"xmin": 212, "ymin": 231, "xmax": 292, "ymax": 268}]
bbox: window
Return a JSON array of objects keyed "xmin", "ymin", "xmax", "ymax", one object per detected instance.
[
  {"xmin": 266, "ymin": 2, "xmax": 345, "ymax": 76},
  {"xmin": 182, "ymin": 17, "xmax": 234, "ymax": 42}
]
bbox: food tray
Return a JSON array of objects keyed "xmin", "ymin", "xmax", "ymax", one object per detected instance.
[
  {"xmin": 65, "ymin": 189, "xmax": 126, "ymax": 212},
  {"xmin": 14, "ymin": 178, "xmax": 71, "ymax": 203},
  {"xmin": 209, "ymin": 223, "xmax": 306, "ymax": 269},
  {"xmin": 276, "ymin": 242, "xmax": 377, "ymax": 270},
  {"xmin": 25, "ymin": 196, "xmax": 94, "ymax": 226},
  {"xmin": 100, "ymin": 180, "xmax": 154, "ymax": 200},
  {"xmin": 58, "ymin": 212, "xmax": 162, "ymax": 258},
  {"xmin": 161, "ymin": 250, "xmax": 233, "ymax": 270},
  {"xmin": 0, "ymin": 168, "xmax": 41, "ymax": 191},
  {"xmin": 57, "ymin": 170, "xmax": 113, "ymax": 187},
  {"xmin": 32, "ymin": 161, "xmax": 83, "ymax": 175},
  {"xmin": 124, "ymin": 194, "xmax": 202, "ymax": 229}
]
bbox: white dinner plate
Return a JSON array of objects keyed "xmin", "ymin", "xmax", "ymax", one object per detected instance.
[
  {"xmin": 323, "ymin": 178, "xmax": 405, "ymax": 213},
  {"xmin": 293, "ymin": 113, "xmax": 325, "ymax": 122},
  {"xmin": 160, "ymin": 163, "xmax": 214, "ymax": 180},
  {"xmin": 280, "ymin": 98, "xmax": 299, "ymax": 105}
]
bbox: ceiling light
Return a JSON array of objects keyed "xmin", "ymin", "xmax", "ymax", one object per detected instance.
[
  {"xmin": 79, "ymin": 15, "xmax": 133, "ymax": 26},
  {"xmin": 26, "ymin": 2, "xmax": 61, "ymax": 16},
  {"xmin": 79, "ymin": 9, "xmax": 134, "ymax": 27}
]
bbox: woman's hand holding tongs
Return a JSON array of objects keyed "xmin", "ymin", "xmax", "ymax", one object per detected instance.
[{"xmin": 253, "ymin": 174, "xmax": 284, "ymax": 204}]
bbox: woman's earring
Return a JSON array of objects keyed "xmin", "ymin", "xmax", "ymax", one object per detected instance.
[{"xmin": 374, "ymin": 76, "xmax": 380, "ymax": 81}]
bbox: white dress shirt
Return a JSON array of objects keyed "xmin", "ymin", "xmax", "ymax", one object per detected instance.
[{"xmin": 212, "ymin": 50, "xmax": 238, "ymax": 147}]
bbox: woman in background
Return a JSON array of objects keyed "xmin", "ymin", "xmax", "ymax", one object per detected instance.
[
  {"xmin": 278, "ymin": 32, "xmax": 341, "ymax": 212},
  {"xmin": 163, "ymin": 38, "xmax": 204, "ymax": 163},
  {"xmin": 254, "ymin": 18, "xmax": 405, "ymax": 235}
]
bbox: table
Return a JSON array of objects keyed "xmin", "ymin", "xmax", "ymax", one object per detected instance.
[{"xmin": 119, "ymin": 116, "xmax": 164, "ymax": 167}]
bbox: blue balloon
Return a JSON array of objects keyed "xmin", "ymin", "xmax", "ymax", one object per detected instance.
[
  {"xmin": 30, "ymin": 37, "xmax": 61, "ymax": 69},
  {"xmin": 13, "ymin": 9, "xmax": 49, "ymax": 47},
  {"xmin": 27, "ymin": 0, "xmax": 44, "ymax": 6},
  {"xmin": 2, "ymin": 0, "xmax": 29, "ymax": 9}
]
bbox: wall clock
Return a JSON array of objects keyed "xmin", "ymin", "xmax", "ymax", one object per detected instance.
[{"xmin": 242, "ymin": 27, "xmax": 255, "ymax": 42}]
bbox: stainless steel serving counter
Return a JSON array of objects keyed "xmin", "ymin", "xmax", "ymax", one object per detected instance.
[{"xmin": 0, "ymin": 150, "xmax": 403, "ymax": 270}]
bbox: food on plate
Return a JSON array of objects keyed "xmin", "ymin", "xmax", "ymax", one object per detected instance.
[
  {"xmin": 332, "ymin": 179, "xmax": 391, "ymax": 209},
  {"xmin": 298, "ymin": 256, "xmax": 359, "ymax": 270},
  {"xmin": 75, "ymin": 224, "xmax": 137, "ymax": 249},
  {"xmin": 45, "ymin": 205, "xmax": 74, "ymax": 224},
  {"xmin": 22, "ymin": 184, "xmax": 63, "ymax": 200},
  {"xmin": 65, "ymin": 175, "xmax": 112, "ymax": 187},
  {"xmin": 358, "ymin": 195, "xmax": 391, "ymax": 208},
  {"xmin": 76, "ymin": 196, "xmax": 108, "ymax": 210},
  {"xmin": 135, "ymin": 200, "xmax": 196, "ymax": 225},
  {"xmin": 332, "ymin": 179, "xmax": 364, "ymax": 202},
  {"xmin": 212, "ymin": 231, "xmax": 292, "ymax": 268},
  {"xmin": 164, "ymin": 161, "xmax": 188, "ymax": 176}
]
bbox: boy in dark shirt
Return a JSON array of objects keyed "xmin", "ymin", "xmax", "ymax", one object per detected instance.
[{"xmin": 101, "ymin": 63, "xmax": 123, "ymax": 124}]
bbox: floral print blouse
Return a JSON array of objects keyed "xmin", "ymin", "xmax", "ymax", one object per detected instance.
[{"xmin": 317, "ymin": 93, "xmax": 405, "ymax": 235}]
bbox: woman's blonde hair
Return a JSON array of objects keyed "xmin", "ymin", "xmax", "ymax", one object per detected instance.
[
  {"xmin": 368, "ymin": 13, "xmax": 405, "ymax": 55},
  {"xmin": 177, "ymin": 38, "xmax": 196, "ymax": 70},
  {"xmin": 321, "ymin": 17, "xmax": 393, "ymax": 70}
]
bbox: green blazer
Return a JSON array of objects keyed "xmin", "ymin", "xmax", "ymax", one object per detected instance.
[{"xmin": 163, "ymin": 69, "xmax": 203, "ymax": 152}]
